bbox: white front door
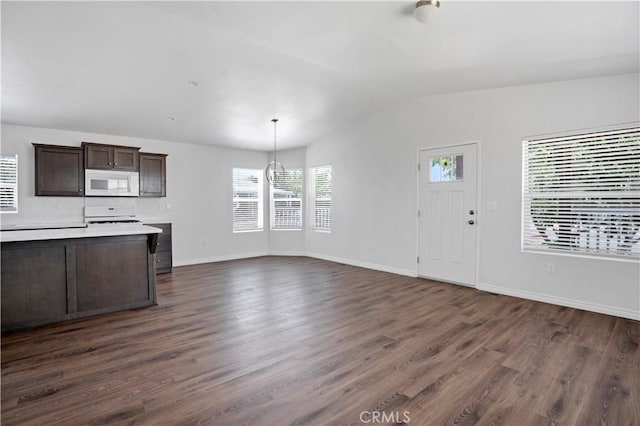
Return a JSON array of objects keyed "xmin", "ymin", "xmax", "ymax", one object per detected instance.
[{"xmin": 418, "ymin": 143, "xmax": 478, "ymax": 286}]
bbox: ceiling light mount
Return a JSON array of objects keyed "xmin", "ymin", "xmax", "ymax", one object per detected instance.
[
  {"xmin": 265, "ymin": 118, "xmax": 285, "ymax": 185},
  {"xmin": 414, "ymin": 0, "xmax": 440, "ymax": 24}
]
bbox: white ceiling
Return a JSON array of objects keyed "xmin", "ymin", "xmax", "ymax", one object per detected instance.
[{"xmin": 2, "ymin": 1, "xmax": 638, "ymax": 151}]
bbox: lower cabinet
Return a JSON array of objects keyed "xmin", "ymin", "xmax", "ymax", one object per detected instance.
[
  {"xmin": 1, "ymin": 245, "xmax": 68, "ymax": 325},
  {"xmin": 75, "ymin": 238, "xmax": 152, "ymax": 312},
  {"xmin": 148, "ymin": 223, "xmax": 172, "ymax": 274},
  {"xmin": 1, "ymin": 234, "xmax": 157, "ymax": 332}
]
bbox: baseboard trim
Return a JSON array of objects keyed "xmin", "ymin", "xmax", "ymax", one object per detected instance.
[
  {"xmin": 175, "ymin": 251, "xmax": 416, "ymax": 277},
  {"xmin": 477, "ymin": 282, "xmax": 640, "ymax": 321},
  {"xmin": 174, "ymin": 251, "xmax": 269, "ymax": 267},
  {"xmin": 306, "ymin": 252, "xmax": 417, "ymax": 277},
  {"xmin": 174, "ymin": 254, "xmax": 636, "ymax": 320},
  {"xmin": 268, "ymin": 251, "xmax": 307, "ymax": 257}
]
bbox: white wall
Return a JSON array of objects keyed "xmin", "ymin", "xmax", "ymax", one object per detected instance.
[
  {"xmin": 0, "ymin": 124, "xmax": 270, "ymax": 265},
  {"xmin": 305, "ymin": 73, "xmax": 640, "ymax": 319},
  {"xmin": 2, "ymin": 73, "xmax": 638, "ymax": 320}
]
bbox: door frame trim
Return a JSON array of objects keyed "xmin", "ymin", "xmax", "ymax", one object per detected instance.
[{"xmin": 415, "ymin": 141, "xmax": 482, "ymax": 287}]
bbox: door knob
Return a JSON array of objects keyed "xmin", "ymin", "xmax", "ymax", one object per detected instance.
[{"xmin": 468, "ymin": 220, "xmax": 475, "ymax": 225}]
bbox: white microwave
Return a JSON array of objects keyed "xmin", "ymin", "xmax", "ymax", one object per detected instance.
[{"xmin": 85, "ymin": 169, "xmax": 139, "ymax": 197}]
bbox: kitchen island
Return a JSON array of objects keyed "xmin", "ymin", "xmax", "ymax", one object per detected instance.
[{"xmin": 1, "ymin": 225, "xmax": 162, "ymax": 332}]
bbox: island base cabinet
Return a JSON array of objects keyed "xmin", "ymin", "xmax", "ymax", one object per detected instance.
[
  {"xmin": 1, "ymin": 235, "xmax": 157, "ymax": 332},
  {"xmin": 1, "ymin": 245, "xmax": 68, "ymax": 327},
  {"xmin": 75, "ymin": 239, "xmax": 151, "ymax": 312}
]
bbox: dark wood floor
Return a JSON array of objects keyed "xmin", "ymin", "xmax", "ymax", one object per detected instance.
[{"xmin": 2, "ymin": 256, "xmax": 638, "ymax": 425}]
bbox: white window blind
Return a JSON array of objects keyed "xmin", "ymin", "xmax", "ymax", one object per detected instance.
[
  {"xmin": 270, "ymin": 168, "xmax": 303, "ymax": 230},
  {"xmin": 522, "ymin": 126, "xmax": 640, "ymax": 260},
  {"xmin": 1, "ymin": 155, "xmax": 18, "ymax": 213},
  {"xmin": 232, "ymin": 168, "xmax": 263, "ymax": 232},
  {"xmin": 309, "ymin": 165, "xmax": 332, "ymax": 231}
]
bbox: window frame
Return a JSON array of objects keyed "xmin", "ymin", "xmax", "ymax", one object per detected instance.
[
  {"xmin": 521, "ymin": 125, "xmax": 640, "ymax": 261},
  {"xmin": 270, "ymin": 168, "xmax": 303, "ymax": 231},
  {"xmin": 308, "ymin": 164, "xmax": 332, "ymax": 233},
  {"xmin": 232, "ymin": 167, "xmax": 264, "ymax": 233},
  {"xmin": 0, "ymin": 155, "xmax": 18, "ymax": 214}
]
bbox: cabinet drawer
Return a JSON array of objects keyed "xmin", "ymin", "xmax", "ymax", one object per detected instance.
[
  {"xmin": 146, "ymin": 223, "xmax": 171, "ymax": 274},
  {"xmin": 156, "ymin": 251, "xmax": 172, "ymax": 273},
  {"xmin": 156, "ymin": 234, "xmax": 172, "ymax": 252}
]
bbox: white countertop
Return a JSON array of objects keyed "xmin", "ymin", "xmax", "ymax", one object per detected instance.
[
  {"xmin": 139, "ymin": 218, "xmax": 172, "ymax": 225},
  {"xmin": 1, "ymin": 224, "xmax": 162, "ymax": 243},
  {"xmin": 1, "ymin": 222, "xmax": 87, "ymax": 231}
]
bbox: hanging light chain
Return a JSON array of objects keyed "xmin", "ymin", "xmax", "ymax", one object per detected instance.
[
  {"xmin": 273, "ymin": 118, "xmax": 278, "ymax": 176},
  {"xmin": 266, "ymin": 118, "xmax": 285, "ymax": 185}
]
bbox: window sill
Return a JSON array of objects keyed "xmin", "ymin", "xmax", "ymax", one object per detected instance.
[
  {"xmin": 522, "ymin": 248, "xmax": 639, "ymax": 263},
  {"xmin": 309, "ymin": 228, "xmax": 331, "ymax": 234},
  {"xmin": 233, "ymin": 229, "xmax": 264, "ymax": 234}
]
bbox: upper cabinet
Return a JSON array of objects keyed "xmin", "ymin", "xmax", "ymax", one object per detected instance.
[
  {"xmin": 139, "ymin": 153, "xmax": 167, "ymax": 197},
  {"xmin": 33, "ymin": 142, "xmax": 167, "ymax": 197},
  {"xmin": 83, "ymin": 142, "xmax": 139, "ymax": 171},
  {"xmin": 33, "ymin": 144, "xmax": 84, "ymax": 196}
]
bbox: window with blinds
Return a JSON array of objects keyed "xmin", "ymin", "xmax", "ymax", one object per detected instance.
[
  {"xmin": 522, "ymin": 126, "xmax": 640, "ymax": 260},
  {"xmin": 232, "ymin": 168, "xmax": 263, "ymax": 232},
  {"xmin": 270, "ymin": 168, "xmax": 303, "ymax": 230},
  {"xmin": 1, "ymin": 155, "xmax": 18, "ymax": 213},
  {"xmin": 309, "ymin": 165, "xmax": 332, "ymax": 231}
]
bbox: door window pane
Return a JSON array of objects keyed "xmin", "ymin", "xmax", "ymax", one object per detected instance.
[{"xmin": 429, "ymin": 154, "xmax": 463, "ymax": 182}]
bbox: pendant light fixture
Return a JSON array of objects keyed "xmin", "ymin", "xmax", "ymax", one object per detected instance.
[{"xmin": 265, "ymin": 118, "xmax": 285, "ymax": 185}]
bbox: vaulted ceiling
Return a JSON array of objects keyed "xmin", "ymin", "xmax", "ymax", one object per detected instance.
[{"xmin": 2, "ymin": 1, "xmax": 638, "ymax": 150}]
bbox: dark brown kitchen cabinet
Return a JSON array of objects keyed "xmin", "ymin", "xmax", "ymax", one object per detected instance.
[
  {"xmin": 1, "ymin": 234, "xmax": 157, "ymax": 332},
  {"xmin": 139, "ymin": 153, "xmax": 167, "ymax": 197},
  {"xmin": 33, "ymin": 144, "xmax": 84, "ymax": 196},
  {"xmin": 148, "ymin": 223, "xmax": 172, "ymax": 273},
  {"xmin": 83, "ymin": 142, "xmax": 139, "ymax": 171},
  {"xmin": 75, "ymin": 237, "xmax": 151, "ymax": 312},
  {"xmin": 1, "ymin": 244, "xmax": 69, "ymax": 328}
]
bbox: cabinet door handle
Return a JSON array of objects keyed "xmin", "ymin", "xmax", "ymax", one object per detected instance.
[
  {"xmin": 157, "ymin": 259, "xmax": 160, "ymax": 263},
  {"xmin": 108, "ymin": 162, "xmax": 112, "ymax": 166},
  {"xmin": 114, "ymin": 163, "xmax": 118, "ymax": 166}
]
